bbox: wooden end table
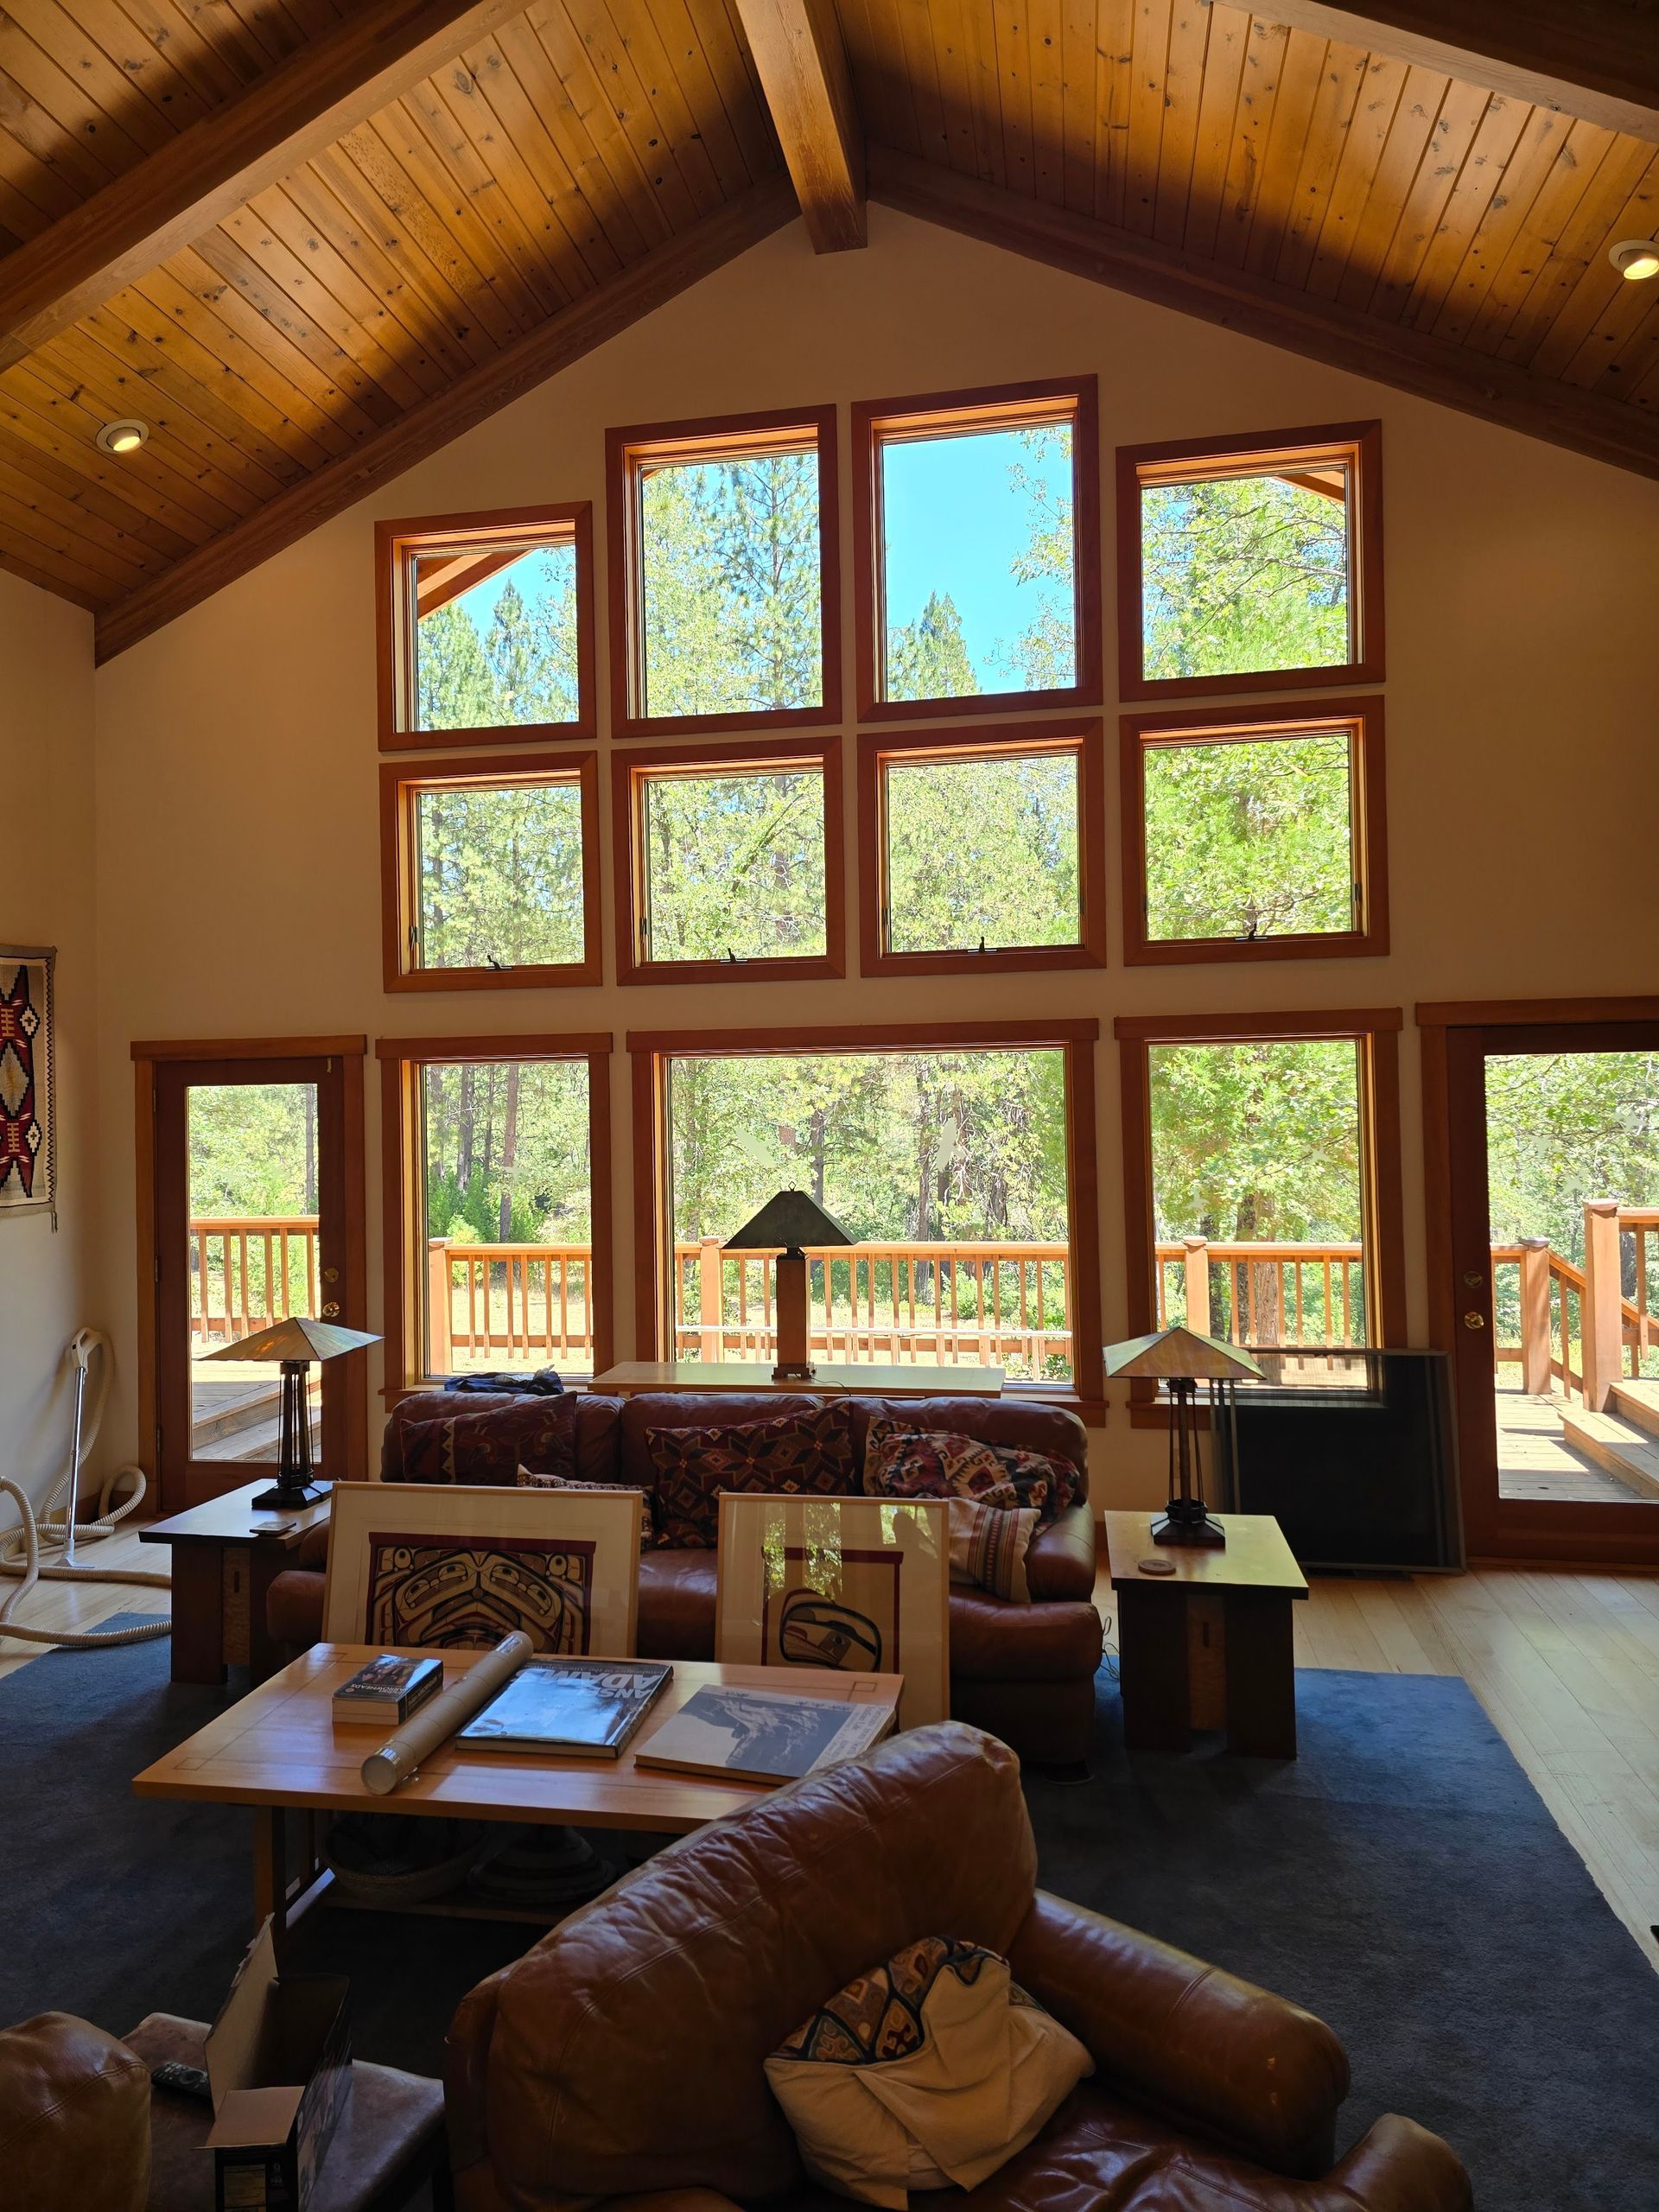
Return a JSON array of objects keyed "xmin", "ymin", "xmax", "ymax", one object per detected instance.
[
  {"xmin": 140, "ymin": 1482, "xmax": 333, "ymax": 1687},
  {"xmin": 1103, "ymin": 1510, "xmax": 1309, "ymax": 1758}
]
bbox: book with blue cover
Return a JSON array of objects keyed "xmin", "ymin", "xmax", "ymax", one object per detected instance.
[{"xmin": 455, "ymin": 1656, "xmax": 673, "ymax": 1758}]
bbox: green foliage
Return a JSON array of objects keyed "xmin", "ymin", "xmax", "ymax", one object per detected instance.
[
  {"xmin": 886, "ymin": 590, "xmax": 981, "ymax": 702},
  {"xmin": 414, "ymin": 548, "xmax": 581, "ymax": 731},
  {"xmin": 886, "ymin": 751, "xmax": 1078, "ymax": 953},
  {"xmin": 1485, "ymin": 1053, "xmax": 1659, "ymax": 1262},
  {"xmin": 1143, "ymin": 734, "xmax": 1353, "ymax": 943},
  {"xmin": 643, "ymin": 768, "xmax": 825, "ymax": 963},
  {"xmin": 1141, "ymin": 474, "xmax": 1349, "ymax": 683},
  {"xmin": 188, "ymin": 1084, "xmax": 317, "ymax": 1217},
  {"xmin": 421, "ymin": 1061, "xmax": 592, "ymax": 1255},
  {"xmin": 1150, "ymin": 1041, "xmax": 1364, "ymax": 1245},
  {"xmin": 417, "ymin": 779, "xmax": 586, "ymax": 971},
  {"xmin": 1000, "ymin": 424, "xmax": 1076, "ymax": 690}
]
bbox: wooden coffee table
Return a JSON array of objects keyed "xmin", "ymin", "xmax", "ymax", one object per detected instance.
[
  {"xmin": 1103, "ymin": 1511, "xmax": 1309, "ymax": 1758},
  {"xmin": 140, "ymin": 1481, "xmax": 333, "ymax": 1686},
  {"xmin": 133, "ymin": 1644, "xmax": 903, "ymax": 1939}
]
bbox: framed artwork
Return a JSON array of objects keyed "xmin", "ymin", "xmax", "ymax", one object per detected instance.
[
  {"xmin": 322, "ymin": 1482, "xmax": 639, "ymax": 1656},
  {"xmin": 715, "ymin": 1494, "xmax": 950, "ymax": 1730},
  {"xmin": 0, "ymin": 947, "xmax": 54, "ymax": 1223}
]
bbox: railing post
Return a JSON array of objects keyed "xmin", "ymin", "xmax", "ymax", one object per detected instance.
[
  {"xmin": 427, "ymin": 1239, "xmax": 453, "ymax": 1374},
  {"xmin": 1181, "ymin": 1236, "xmax": 1211, "ymax": 1335},
  {"xmin": 699, "ymin": 1235, "xmax": 723, "ymax": 1362},
  {"xmin": 1581, "ymin": 1199, "xmax": 1622, "ymax": 1411},
  {"xmin": 1517, "ymin": 1238, "xmax": 1553, "ymax": 1395}
]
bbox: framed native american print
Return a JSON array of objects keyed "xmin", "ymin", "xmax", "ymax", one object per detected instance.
[
  {"xmin": 0, "ymin": 947, "xmax": 54, "ymax": 1222},
  {"xmin": 322, "ymin": 1482, "xmax": 639, "ymax": 1656},
  {"xmin": 715, "ymin": 1494, "xmax": 949, "ymax": 1730}
]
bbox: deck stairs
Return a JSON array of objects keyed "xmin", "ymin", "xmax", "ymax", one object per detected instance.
[{"xmin": 1561, "ymin": 1380, "xmax": 1659, "ymax": 1501}]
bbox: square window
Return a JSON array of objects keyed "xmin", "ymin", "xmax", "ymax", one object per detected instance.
[
  {"xmin": 378, "ymin": 505, "xmax": 594, "ymax": 749},
  {"xmin": 1117, "ymin": 423, "xmax": 1382, "ymax": 701},
  {"xmin": 607, "ymin": 409, "xmax": 840, "ymax": 734},
  {"xmin": 860, "ymin": 724, "xmax": 1105, "ymax": 975},
  {"xmin": 855, "ymin": 379, "xmax": 1101, "ymax": 720},
  {"xmin": 615, "ymin": 740, "xmax": 844, "ymax": 983},
  {"xmin": 1123, "ymin": 701, "xmax": 1387, "ymax": 964},
  {"xmin": 380, "ymin": 751, "xmax": 600, "ymax": 990}
]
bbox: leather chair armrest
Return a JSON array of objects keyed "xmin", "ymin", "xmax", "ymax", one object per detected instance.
[
  {"xmin": 1310, "ymin": 2114, "xmax": 1471, "ymax": 2212},
  {"xmin": 444, "ymin": 1967, "xmax": 508, "ymax": 2210},
  {"xmin": 1007, "ymin": 1891, "xmax": 1349, "ymax": 2177},
  {"xmin": 296, "ymin": 1522, "xmax": 330, "ymax": 1573},
  {"xmin": 1024, "ymin": 1503, "xmax": 1097, "ymax": 1601}
]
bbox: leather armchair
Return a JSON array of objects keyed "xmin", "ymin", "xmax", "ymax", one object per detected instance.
[
  {"xmin": 0, "ymin": 2012, "xmax": 149, "ymax": 2212},
  {"xmin": 442, "ymin": 1723, "xmax": 1470, "ymax": 2212}
]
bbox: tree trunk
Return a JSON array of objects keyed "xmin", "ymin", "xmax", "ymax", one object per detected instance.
[{"xmin": 499, "ymin": 1062, "xmax": 520, "ymax": 1241}]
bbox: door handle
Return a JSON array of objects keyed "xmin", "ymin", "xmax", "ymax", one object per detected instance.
[
  {"xmin": 320, "ymin": 1301, "xmax": 340, "ymax": 1319},
  {"xmin": 1462, "ymin": 1311, "xmax": 1485, "ymax": 1330}
]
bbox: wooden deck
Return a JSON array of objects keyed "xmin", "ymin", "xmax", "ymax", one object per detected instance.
[{"xmin": 1496, "ymin": 1382, "xmax": 1654, "ymax": 1505}]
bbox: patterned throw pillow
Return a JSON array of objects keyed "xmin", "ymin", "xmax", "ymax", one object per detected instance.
[
  {"xmin": 862, "ymin": 1420, "xmax": 1020, "ymax": 1509},
  {"xmin": 399, "ymin": 1395, "xmax": 576, "ymax": 1486},
  {"xmin": 945, "ymin": 1497, "xmax": 1037, "ymax": 1603},
  {"xmin": 988, "ymin": 1444, "xmax": 1084, "ymax": 1519},
  {"xmin": 648, "ymin": 1404, "xmax": 856, "ymax": 1550},
  {"xmin": 516, "ymin": 1466, "xmax": 656, "ymax": 1552},
  {"xmin": 765, "ymin": 1935, "xmax": 1093, "ymax": 2208}
]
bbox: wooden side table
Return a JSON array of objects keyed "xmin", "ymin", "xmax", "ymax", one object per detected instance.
[
  {"xmin": 1103, "ymin": 1510, "xmax": 1309, "ymax": 1758},
  {"xmin": 141, "ymin": 1482, "xmax": 333, "ymax": 1687}
]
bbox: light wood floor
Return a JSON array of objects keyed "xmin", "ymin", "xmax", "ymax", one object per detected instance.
[
  {"xmin": 3, "ymin": 1529, "xmax": 1655, "ymax": 1972},
  {"xmin": 0, "ymin": 1523, "xmax": 170, "ymax": 1684}
]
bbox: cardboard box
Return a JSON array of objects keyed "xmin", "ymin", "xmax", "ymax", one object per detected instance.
[{"xmin": 205, "ymin": 1918, "xmax": 352, "ymax": 2212}]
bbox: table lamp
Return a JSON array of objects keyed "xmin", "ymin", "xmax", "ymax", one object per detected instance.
[
  {"xmin": 204, "ymin": 1315, "xmax": 380, "ymax": 1510},
  {"xmin": 1102, "ymin": 1325, "xmax": 1263, "ymax": 1548},
  {"xmin": 723, "ymin": 1191, "xmax": 853, "ymax": 1382}
]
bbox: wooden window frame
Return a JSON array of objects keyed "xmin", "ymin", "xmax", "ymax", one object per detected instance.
[
  {"xmin": 379, "ymin": 747, "xmax": 601, "ymax": 994},
  {"xmin": 376, "ymin": 504, "xmax": 597, "ymax": 752},
  {"xmin": 613, "ymin": 734, "xmax": 846, "ymax": 987},
  {"xmin": 1113, "ymin": 1007, "xmax": 1406, "ymax": 1427},
  {"xmin": 1116, "ymin": 421, "xmax": 1384, "ymax": 704},
  {"xmin": 377, "ymin": 1033, "xmax": 614, "ymax": 1396},
  {"xmin": 606, "ymin": 406, "xmax": 842, "ymax": 740},
  {"xmin": 853, "ymin": 376, "xmax": 1103, "ymax": 724},
  {"xmin": 857, "ymin": 719, "xmax": 1107, "ymax": 977},
  {"xmin": 1120, "ymin": 696, "xmax": 1389, "ymax": 967},
  {"xmin": 626, "ymin": 1019, "xmax": 1103, "ymax": 1418}
]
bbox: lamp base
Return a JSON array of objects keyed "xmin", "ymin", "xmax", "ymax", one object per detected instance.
[
  {"xmin": 1151, "ymin": 1503, "xmax": 1226, "ymax": 1548},
  {"xmin": 251, "ymin": 1478, "xmax": 330, "ymax": 1512}
]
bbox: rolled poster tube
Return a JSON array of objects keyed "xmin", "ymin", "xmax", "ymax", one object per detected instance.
[{"xmin": 360, "ymin": 1630, "xmax": 532, "ymax": 1796}]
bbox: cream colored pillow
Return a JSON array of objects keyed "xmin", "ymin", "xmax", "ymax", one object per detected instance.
[
  {"xmin": 764, "ymin": 1936, "xmax": 1092, "ymax": 2208},
  {"xmin": 515, "ymin": 1465, "xmax": 655, "ymax": 1551}
]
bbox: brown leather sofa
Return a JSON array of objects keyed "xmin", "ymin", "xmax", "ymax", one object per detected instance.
[
  {"xmin": 267, "ymin": 1389, "xmax": 1104, "ymax": 1768},
  {"xmin": 443, "ymin": 1722, "xmax": 1471, "ymax": 2212}
]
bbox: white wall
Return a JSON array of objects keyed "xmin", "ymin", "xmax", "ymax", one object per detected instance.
[
  {"xmin": 87, "ymin": 207, "xmax": 1659, "ymax": 1504},
  {"xmin": 0, "ymin": 572, "xmax": 98, "ymax": 1523}
]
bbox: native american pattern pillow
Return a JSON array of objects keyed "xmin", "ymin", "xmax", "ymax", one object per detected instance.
[
  {"xmin": 398, "ymin": 1395, "xmax": 577, "ymax": 1486},
  {"xmin": 517, "ymin": 1465, "xmax": 656, "ymax": 1552},
  {"xmin": 648, "ymin": 1404, "xmax": 856, "ymax": 1550},
  {"xmin": 775, "ymin": 1937, "xmax": 1003, "ymax": 2067},
  {"xmin": 364, "ymin": 1531, "xmax": 595, "ymax": 1652},
  {"xmin": 987, "ymin": 1444, "xmax": 1084, "ymax": 1518},
  {"xmin": 944, "ymin": 1497, "xmax": 1038, "ymax": 1604},
  {"xmin": 862, "ymin": 1422, "xmax": 1078, "ymax": 1522}
]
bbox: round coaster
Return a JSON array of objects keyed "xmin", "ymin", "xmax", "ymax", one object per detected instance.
[{"xmin": 1137, "ymin": 1556, "xmax": 1178, "ymax": 1575}]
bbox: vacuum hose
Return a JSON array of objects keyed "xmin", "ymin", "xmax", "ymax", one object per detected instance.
[{"xmin": 0, "ymin": 1328, "xmax": 171, "ymax": 1649}]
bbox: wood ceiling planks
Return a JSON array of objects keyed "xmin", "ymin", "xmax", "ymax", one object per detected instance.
[{"xmin": 0, "ymin": 0, "xmax": 1651, "ymax": 639}]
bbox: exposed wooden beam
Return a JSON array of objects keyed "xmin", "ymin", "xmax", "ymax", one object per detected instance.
[
  {"xmin": 0, "ymin": 0, "xmax": 527, "ymax": 374},
  {"xmin": 93, "ymin": 175, "xmax": 798, "ymax": 663},
  {"xmin": 867, "ymin": 145, "xmax": 1659, "ymax": 484},
  {"xmin": 1232, "ymin": 1, "xmax": 1659, "ymax": 143},
  {"xmin": 733, "ymin": 0, "xmax": 865, "ymax": 251}
]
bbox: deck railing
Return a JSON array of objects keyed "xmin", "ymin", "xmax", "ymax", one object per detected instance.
[
  {"xmin": 1154, "ymin": 1237, "xmax": 1368, "ymax": 1347},
  {"xmin": 188, "ymin": 1215, "xmax": 319, "ymax": 1346},
  {"xmin": 1491, "ymin": 1203, "xmax": 1658, "ymax": 1408}
]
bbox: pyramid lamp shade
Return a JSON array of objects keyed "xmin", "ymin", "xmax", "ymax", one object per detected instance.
[
  {"xmin": 723, "ymin": 1191, "xmax": 854, "ymax": 1382},
  {"xmin": 204, "ymin": 1315, "xmax": 380, "ymax": 1510},
  {"xmin": 1102, "ymin": 1325, "xmax": 1264, "ymax": 1548}
]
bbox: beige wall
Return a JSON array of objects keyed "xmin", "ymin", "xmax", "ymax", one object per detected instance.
[
  {"xmin": 0, "ymin": 572, "xmax": 98, "ymax": 1523},
  {"xmin": 89, "ymin": 207, "xmax": 1659, "ymax": 1506}
]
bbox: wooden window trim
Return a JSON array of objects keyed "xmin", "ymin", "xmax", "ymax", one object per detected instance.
[
  {"xmin": 852, "ymin": 376, "xmax": 1103, "ymax": 724},
  {"xmin": 1116, "ymin": 421, "xmax": 1384, "ymax": 704},
  {"xmin": 1120, "ymin": 696, "xmax": 1389, "ymax": 967},
  {"xmin": 606, "ymin": 406, "xmax": 842, "ymax": 740},
  {"xmin": 376, "ymin": 504, "xmax": 597, "ymax": 753},
  {"xmin": 612, "ymin": 734, "xmax": 846, "ymax": 987},
  {"xmin": 1416, "ymin": 995, "xmax": 1659, "ymax": 1027},
  {"xmin": 856, "ymin": 718, "xmax": 1107, "ymax": 977},
  {"xmin": 626, "ymin": 1019, "xmax": 1103, "ymax": 1417},
  {"xmin": 378, "ymin": 747, "xmax": 602, "ymax": 994},
  {"xmin": 376, "ymin": 1032, "xmax": 614, "ymax": 1396},
  {"xmin": 1114, "ymin": 1006, "xmax": 1406, "ymax": 1427}
]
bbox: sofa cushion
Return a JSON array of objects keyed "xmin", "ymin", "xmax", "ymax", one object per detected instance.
[
  {"xmin": 849, "ymin": 1400, "xmax": 1088, "ymax": 1494},
  {"xmin": 618, "ymin": 1392, "xmax": 829, "ymax": 1489},
  {"xmin": 384, "ymin": 1390, "xmax": 624, "ymax": 1484},
  {"xmin": 639, "ymin": 1548, "xmax": 718, "ymax": 1660},
  {"xmin": 398, "ymin": 1395, "xmax": 578, "ymax": 1485},
  {"xmin": 646, "ymin": 1404, "xmax": 857, "ymax": 1549},
  {"xmin": 948, "ymin": 1590, "xmax": 1104, "ymax": 1683}
]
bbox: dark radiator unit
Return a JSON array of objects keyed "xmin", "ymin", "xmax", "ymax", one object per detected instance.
[{"xmin": 1210, "ymin": 1347, "xmax": 1463, "ymax": 1573}]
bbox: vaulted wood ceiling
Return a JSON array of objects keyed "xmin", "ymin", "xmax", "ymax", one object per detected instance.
[{"xmin": 0, "ymin": 0, "xmax": 1652, "ymax": 660}]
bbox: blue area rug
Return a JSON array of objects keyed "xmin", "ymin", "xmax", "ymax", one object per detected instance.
[{"xmin": 2, "ymin": 1638, "xmax": 1656, "ymax": 2209}]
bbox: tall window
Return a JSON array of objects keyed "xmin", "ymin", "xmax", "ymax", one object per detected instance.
[
  {"xmin": 378, "ymin": 505, "xmax": 594, "ymax": 748},
  {"xmin": 855, "ymin": 378, "xmax": 1101, "ymax": 720},
  {"xmin": 607, "ymin": 408, "xmax": 840, "ymax": 734},
  {"xmin": 1122, "ymin": 700, "xmax": 1387, "ymax": 964},
  {"xmin": 859, "ymin": 724, "xmax": 1105, "ymax": 976},
  {"xmin": 379, "ymin": 752, "xmax": 600, "ymax": 990},
  {"xmin": 614, "ymin": 740, "xmax": 844, "ymax": 983},
  {"xmin": 1117, "ymin": 423, "xmax": 1382, "ymax": 701}
]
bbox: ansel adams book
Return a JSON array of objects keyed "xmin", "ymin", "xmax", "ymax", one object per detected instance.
[
  {"xmin": 456, "ymin": 1656, "xmax": 673, "ymax": 1758},
  {"xmin": 634, "ymin": 1685, "xmax": 894, "ymax": 1784}
]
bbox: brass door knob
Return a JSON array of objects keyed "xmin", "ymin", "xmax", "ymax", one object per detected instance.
[
  {"xmin": 321, "ymin": 1301, "xmax": 341, "ymax": 1319},
  {"xmin": 1462, "ymin": 1310, "xmax": 1485, "ymax": 1329}
]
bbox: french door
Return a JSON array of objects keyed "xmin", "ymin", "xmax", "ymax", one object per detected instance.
[
  {"xmin": 1430, "ymin": 1007, "xmax": 1659, "ymax": 1565},
  {"xmin": 146, "ymin": 1044, "xmax": 366, "ymax": 1511}
]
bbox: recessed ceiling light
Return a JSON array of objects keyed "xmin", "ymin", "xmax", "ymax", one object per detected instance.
[
  {"xmin": 1609, "ymin": 238, "xmax": 1659, "ymax": 282},
  {"xmin": 96, "ymin": 417, "xmax": 149, "ymax": 454}
]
